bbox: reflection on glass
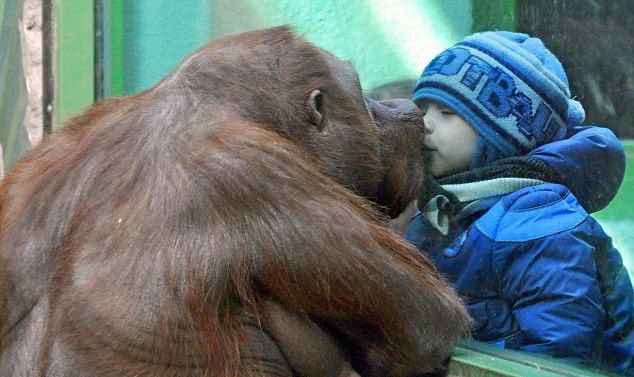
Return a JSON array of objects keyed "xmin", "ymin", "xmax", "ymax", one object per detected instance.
[
  {"xmin": 67, "ymin": 1, "xmax": 634, "ymax": 375},
  {"xmin": 402, "ymin": 28, "xmax": 632, "ymax": 377},
  {"xmin": 369, "ymin": 3, "xmax": 633, "ymax": 375},
  {"xmin": 3, "ymin": 0, "xmax": 632, "ymax": 375}
]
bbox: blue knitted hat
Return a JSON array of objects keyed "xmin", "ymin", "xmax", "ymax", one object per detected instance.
[{"xmin": 412, "ymin": 31, "xmax": 585, "ymax": 168}]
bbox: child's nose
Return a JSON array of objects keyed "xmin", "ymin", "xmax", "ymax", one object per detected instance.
[{"xmin": 423, "ymin": 113, "xmax": 434, "ymax": 133}]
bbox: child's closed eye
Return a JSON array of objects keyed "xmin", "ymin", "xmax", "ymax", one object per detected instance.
[{"xmin": 438, "ymin": 105, "xmax": 456, "ymax": 115}]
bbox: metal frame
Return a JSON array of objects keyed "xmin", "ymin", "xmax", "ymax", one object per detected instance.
[{"xmin": 450, "ymin": 340, "xmax": 615, "ymax": 377}]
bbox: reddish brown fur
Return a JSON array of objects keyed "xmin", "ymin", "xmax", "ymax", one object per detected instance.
[{"xmin": 0, "ymin": 26, "xmax": 469, "ymax": 376}]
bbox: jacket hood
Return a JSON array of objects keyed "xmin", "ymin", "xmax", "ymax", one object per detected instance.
[{"xmin": 529, "ymin": 126, "xmax": 625, "ymax": 213}]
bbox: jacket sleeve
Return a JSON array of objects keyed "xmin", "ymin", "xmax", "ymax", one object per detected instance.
[
  {"xmin": 497, "ymin": 230, "xmax": 605, "ymax": 365},
  {"xmin": 529, "ymin": 126, "xmax": 625, "ymax": 213}
]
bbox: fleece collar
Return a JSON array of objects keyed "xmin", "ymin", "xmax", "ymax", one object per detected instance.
[{"xmin": 418, "ymin": 155, "xmax": 562, "ymax": 235}]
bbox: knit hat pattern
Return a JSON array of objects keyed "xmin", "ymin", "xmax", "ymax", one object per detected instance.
[{"xmin": 412, "ymin": 31, "xmax": 585, "ymax": 166}]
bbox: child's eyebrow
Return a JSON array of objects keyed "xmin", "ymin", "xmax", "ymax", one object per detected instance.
[
  {"xmin": 435, "ymin": 102, "xmax": 452, "ymax": 111},
  {"xmin": 438, "ymin": 104, "xmax": 450, "ymax": 110}
]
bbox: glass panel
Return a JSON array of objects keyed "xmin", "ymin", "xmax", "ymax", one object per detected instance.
[
  {"xmin": 517, "ymin": 0, "xmax": 634, "ymax": 279},
  {"xmin": 95, "ymin": 1, "xmax": 634, "ymax": 375}
]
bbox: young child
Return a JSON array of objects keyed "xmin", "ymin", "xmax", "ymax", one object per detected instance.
[{"xmin": 405, "ymin": 31, "xmax": 634, "ymax": 375}]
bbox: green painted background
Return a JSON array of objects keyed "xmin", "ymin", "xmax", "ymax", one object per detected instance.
[
  {"xmin": 109, "ymin": 0, "xmax": 515, "ymax": 97},
  {"xmin": 55, "ymin": 0, "xmax": 94, "ymax": 125}
]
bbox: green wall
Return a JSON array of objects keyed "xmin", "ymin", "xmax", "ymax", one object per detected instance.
[
  {"xmin": 116, "ymin": 0, "xmax": 212, "ymax": 95},
  {"xmin": 111, "ymin": 0, "xmax": 515, "ymax": 97},
  {"xmin": 55, "ymin": 0, "xmax": 94, "ymax": 124}
]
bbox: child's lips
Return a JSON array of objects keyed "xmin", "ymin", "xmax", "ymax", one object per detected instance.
[{"xmin": 422, "ymin": 143, "xmax": 437, "ymax": 152}]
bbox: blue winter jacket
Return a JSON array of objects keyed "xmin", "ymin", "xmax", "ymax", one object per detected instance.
[{"xmin": 405, "ymin": 126, "xmax": 634, "ymax": 375}]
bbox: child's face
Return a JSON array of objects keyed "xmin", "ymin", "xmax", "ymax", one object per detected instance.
[{"xmin": 419, "ymin": 100, "xmax": 478, "ymax": 178}]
